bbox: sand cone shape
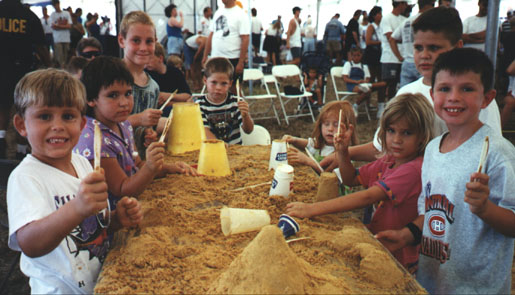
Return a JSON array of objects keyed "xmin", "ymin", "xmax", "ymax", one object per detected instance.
[
  {"xmin": 167, "ymin": 102, "xmax": 206, "ymax": 155},
  {"xmin": 198, "ymin": 139, "xmax": 231, "ymax": 176},
  {"xmin": 316, "ymin": 172, "xmax": 340, "ymax": 202}
]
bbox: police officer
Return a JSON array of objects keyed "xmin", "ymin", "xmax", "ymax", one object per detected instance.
[{"xmin": 0, "ymin": 0, "xmax": 50, "ymax": 159}]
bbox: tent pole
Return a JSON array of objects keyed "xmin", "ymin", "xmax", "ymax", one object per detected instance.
[
  {"xmin": 484, "ymin": 0, "xmax": 500, "ymax": 86},
  {"xmin": 248, "ymin": 0, "xmax": 253, "ymax": 94},
  {"xmin": 316, "ymin": 0, "xmax": 320, "ymax": 41}
]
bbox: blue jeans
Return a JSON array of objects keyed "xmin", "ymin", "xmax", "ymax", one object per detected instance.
[
  {"xmin": 400, "ymin": 61, "xmax": 421, "ymax": 88},
  {"xmin": 303, "ymin": 38, "xmax": 315, "ymax": 53},
  {"xmin": 167, "ymin": 36, "xmax": 183, "ymax": 55}
]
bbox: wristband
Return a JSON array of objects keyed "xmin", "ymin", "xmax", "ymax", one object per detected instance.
[{"xmin": 406, "ymin": 222, "xmax": 422, "ymax": 245}]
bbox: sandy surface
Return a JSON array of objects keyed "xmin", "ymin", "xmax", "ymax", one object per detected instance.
[{"xmin": 94, "ymin": 145, "xmax": 425, "ymax": 294}]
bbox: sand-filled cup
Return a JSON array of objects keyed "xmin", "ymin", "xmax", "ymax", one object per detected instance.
[
  {"xmin": 269, "ymin": 164, "xmax": 294, "ymax": 197},
  {"xmin": 278, "ymin": 214, "xmax": 300, "ymax": 238},
  {"xmin": 316, "ymin": 172, "xmax": 340, "ymax": 202},
  {"xmin": 268, "ymin": 139, "xmax": 288, "ymax": 170},
  {"xmin": 167, "ymin": 102, "xmax": 206, "ymax": 155},
  {"xmin": 197, "ymin": 139, "xmax": 231, "ymax": 176},
  {"xmin": 220, "ymin": 207, "xmax": 271, "ymax": 236}
]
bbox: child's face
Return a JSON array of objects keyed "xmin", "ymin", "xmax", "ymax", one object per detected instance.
[
  {"xmin": 413, "ymin": 31, "xmax": 457, "ymax": 82},
  {"xmin": 308, "ymin": 69, "xmax": 317, "ymax": 79},
  {"xmin": 351, "ymin": 51, "xmax": 363, "ymax": 63},
  {"xmin": 146, "ymin": 54, "xmax": 163, "ymax": 71},
  {"xmin": 204, "ymin": 72, "xmax": 232, "ymax": 103},
  {"xmin": 88, "ymin": 81, "xmax": 134, "ymax": 129},
  {"xmin": 385, "ymin": 118, "xmax": 422, "ymax": 165},
  {"xmin": 431, "ymin": 70, "xmax": 495, "ymax": 131},
  {"xmin": 118, "ymin": 23, "xmax": 156, "ymax": 67},
  {"xmin": 14, "ymin": 105, "xmax": 86, "ymax": 166},
  {"xmin": 321, "ymin": 113, "xmax": 339, "ymax": 146}
]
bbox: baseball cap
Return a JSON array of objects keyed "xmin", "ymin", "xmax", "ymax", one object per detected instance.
[{"xmin": 293, "ymin": 6, "xmax": 301, "ymax": 13}]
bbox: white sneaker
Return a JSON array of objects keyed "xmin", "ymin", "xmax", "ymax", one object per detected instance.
[
  {"xmin": 357, "ymin": 83, "xmax": 372, "ymax": 92},
  {"xmin": 352, "ymin": 103, "xmax": 359, "ymax": 117},
  {"xmin": 377, "ymin": 102, "xmax": 385, "ymax": 119}
]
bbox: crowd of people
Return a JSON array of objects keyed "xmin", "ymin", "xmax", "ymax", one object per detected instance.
[{"xmin": 1, "ymin": 0, "xmax": 515, "ymax": 293}]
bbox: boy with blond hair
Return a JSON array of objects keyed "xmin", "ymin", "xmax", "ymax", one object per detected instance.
[
  {"xmin": 376, "ymin": 47, "xmax": 515, "ymax": 294},
  {"xmin": 8, "ymin": 69, "xmax": 142, "ymax": 293}
]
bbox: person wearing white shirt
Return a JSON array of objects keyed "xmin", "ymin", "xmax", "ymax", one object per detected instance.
[
  {"xmin": 251, "ymin": 8, "xmax": 263, "ymax": 56},
  {"xmin": 462, "ymin": 0, "xmax": 488, "ymax": 51},
  {"xmin": 199, "ymin": 7, "xmax": 212, "ymax": 37},
  {"xmin": 49, "ymin": 0, "xmax": 72, "ymax": 67}
]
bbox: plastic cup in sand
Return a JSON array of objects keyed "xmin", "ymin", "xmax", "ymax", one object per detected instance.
[
  {"xmin": 268, "ymin": 139, "xmax": 288, "ymax": 170},
  {"xmin": 316, "ymin": 172, "xmax": 340, "ymax": 202},
  {"xmin": 277, "ymin": 214, "xmax": 300, "ymax": 238},
  {"xmin": 220, "ymin": 207, "xmax": 271, "ymax": 236},
  {"xmin": 167, "ymin": 102, "xmax": 206, "ymax": 155},
  {"xmin": 269, "ymin": 163, "xmax": 294, "ymax": 198},
  {"xmin": 197, "ymin": 139, "xmax": 231, "ymax": 177}
]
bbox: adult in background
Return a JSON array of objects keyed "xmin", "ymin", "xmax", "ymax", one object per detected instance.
[
  {"xmin": 263, "ymin": 19, "xmax": 282, "ymax": 65},
  {"xmin": 50, "ymin": 0, "xmax": 72, "ymax": 67},
  {"xmin": 359, "ymin": 11, "xmax": 369, "ymax": 50},
  {"xmin": 85, "ymin": 13, "xmax": 100, "ymax": 40},
  {"xmin": 363, "ymin": 7, "xmax": 382, "ymax": 87},
  {"xmin": 390, "ymin": 0, "xmax": 435, "ymax": 88},
  {"xmin": 75, "ymin": 7, "xmax": 83, "ymax": 25},
  {"xmin": 41, "ymin": 6, "xmax": 53, "ymax": 51},
  {"xmin": 0, "ymin": 0, "xmax": 50, "ymax": 159},
  {"xmin": 199, "ymin": 7, "xmax": 212, "ymax": 37},
  {"xmin": 251, "ymin": 8, "xmax": 263, "ymax": 56},
  {"xmin": 501, "ymin": 11, "xmax": 513, "ymax": 33},
  {"xmin": 184, "ymin": 34, "xmax": 207, "ymax": 90},
  {"xmin": 378, "ymin": 0, "xmax": 408, "ymax": 118},
  {"xmin": 345, "ymin": 10, "xmax": 362, "ymax": 60},
  {"xmin": 462, "ymin": 0, "xmax": 488, "ymax": 51},
  {"xmin": 70, "ymin": 11, "xmax": 86, "ymax": 59},
  {"xmin": 286, "ymin": 6, "xmax": 303, "ymax": 66},
  {"xmin": 324, "ymin": 13, "xmax": 346, "ymax": 66},
  {"xmin": 303, "ymin": 16, "xmax": 317, "ymax": 53},
  {"xmin": 165, "ymin": 4, "xmax": 184, "ymax": 56},
  {"xmin": 202, "ymin": 0, "xmax": 249, "ymax": 94}
]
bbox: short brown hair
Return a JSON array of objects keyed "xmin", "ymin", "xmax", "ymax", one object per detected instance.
[
  {"xmin": 204, "ymin": 57, "xmax": 234, "ymax": 79},
  {"xmin": 14, "ymin": 69, "xmax": 86, "ymax": 116},
  {"xmin": 154, "ymin": 42, "xmax": 166, "ymax": 58},
  {"xmin": 119, "ymin": 10, "xmax": 155, "ymax": 39}
]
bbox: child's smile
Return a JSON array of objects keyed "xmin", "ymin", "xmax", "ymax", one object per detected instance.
[{"xmin": 119, "ymin": 23, "xmax": 156, "ymax": 67}]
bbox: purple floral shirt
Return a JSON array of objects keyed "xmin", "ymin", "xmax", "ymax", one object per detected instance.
[{"xmin": 74, "ymin": 117, "xmax": 138, "ymax": 208}]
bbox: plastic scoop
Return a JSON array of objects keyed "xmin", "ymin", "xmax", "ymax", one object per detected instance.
[
  {"xmin": 476, "ymin": 136, "xmax": 489, "ymax": 174},
  {"xmin": 159, "ymin": 111, "xmax": 173, "ymax": 143}
]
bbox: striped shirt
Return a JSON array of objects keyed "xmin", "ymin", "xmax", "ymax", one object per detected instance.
[{"xmin": 196, "ymin": 93, "xmax": 242, "ymax": 144}]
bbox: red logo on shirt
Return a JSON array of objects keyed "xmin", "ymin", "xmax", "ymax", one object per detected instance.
[{"xmin": 429, "ymin": 215, "xmax": 445, "ymax": 236}]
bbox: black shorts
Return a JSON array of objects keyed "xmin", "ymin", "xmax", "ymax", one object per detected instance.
[
  {"xmin": 229, "ymin": 58, "xmax": 243, "ymax": 84},
  {"xmin": 252, "ymin": 33, "xmax": 261, "ymax": 50},
  {"xmin": 290, "ymin": 47, "xmax": 302, "ymax": 59}
]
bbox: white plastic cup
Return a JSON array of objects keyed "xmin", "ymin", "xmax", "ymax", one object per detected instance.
[
  {"xmin": 269, "ymin": 164, "xmax": 294, "ymax": 198},
  {"xmin": 220, "ymin": 207, "xmax": 271, "ymax": 236},
  {"xmin": 268, "ymin": 139, "xmax": 288, "ymax": 170}
]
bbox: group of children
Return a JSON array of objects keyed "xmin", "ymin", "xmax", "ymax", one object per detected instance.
[{"xmin": 5, "ymin": 6, "xmax": 515, "ymax": 295}]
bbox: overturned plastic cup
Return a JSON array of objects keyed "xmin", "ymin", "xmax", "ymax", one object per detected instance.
[
  {"xmin": 269, "ymin": 163, "xmax": 294, "ymax": 198},
  {"xmin": 268, "ymin": 139, "xmax": 288, "ymax": 170},
  {"xmin": 278, "ymin": 214, "xmax": 300, "ymax": 238},
  {"xmin": 220, "ymin": 207, "xmax": 271, "ymax": 236}
]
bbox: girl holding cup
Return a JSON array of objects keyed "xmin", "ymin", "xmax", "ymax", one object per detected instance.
[{"xmin": 286, "ymin": 93, "xmax": 435, "ymax": 272}]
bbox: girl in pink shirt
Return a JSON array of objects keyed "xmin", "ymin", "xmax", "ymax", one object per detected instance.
[{"xmin": 287, "ymin": 93, "xmax": 435, "ymax": 271}]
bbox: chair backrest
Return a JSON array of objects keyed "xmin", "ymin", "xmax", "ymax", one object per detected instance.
[
  {"xmin": 272, "ymin": 64, "xmax": 301, "ymax": 78},
  {"xmin": 243, "ymin": 68, "xmax": 265, "ymax": 81},
  {"xmin": 240, "ymin": 125, "xmax": 271, "ymax": 145},
  {"xmin": 331, "ymin": 66, "xmax": 344, "ymax": 96}
]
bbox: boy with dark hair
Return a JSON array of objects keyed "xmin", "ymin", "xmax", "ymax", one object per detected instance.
[
  {"xmin": 197, "ymin": 57, "xmax": 254, "ymax": 144},
  {"xmin": 65, "ymin": 56, "xmax": 88, "ymax": 79},
  {"xmin": 376, "ymin": 47, "xmax": 515, "ymax": 294},
  {"xmin": 76, "ymin": 36, "xmax": 102, "ymax": 60}
]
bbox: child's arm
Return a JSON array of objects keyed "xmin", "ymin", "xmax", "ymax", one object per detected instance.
[
  {"xmin": 334, "ymin": 122, "xmax": 361, "ymax": 187},
  {"xmin": 101, "ymin": 142, "xmax": 164, "ymax": 197},
  {"xmin": 127, "ymin": 109, "xmax": 163, "ymax": 127},
  {"xmin": 287, "ymin": 147, "xmax": 322, "ymax": 174},
  {"xmin": 161, "ymin": 161, "xmax": 199, "ymax": 176},
  {"xmin": 238, "ymin": 100, "xmax": 254, "ymax": 134},
  {"xmin": 286, "ymin": 185, "xmax": 387, "ymax": 218},
  {"xmin": 204, "ymin": 127, "xmax": 217, "ymax": 140},
  {"xmin": 375, "ymin": 215, "xmax": 424, "ymax": 253},
  {"xmin": 342, "ymin": 74, "xmax": 365, "ymax": 85},
  {"xmin": 109, "ymin": 196, "xmax": 143, "ymax": 232},
  {"xmin": 282, "ymin": 135, "xmax": 309, "ymax": 149},
  {"xmin": 16, "ymin": 171, "xmax": 108, "ymax": 257},
  {"xmin": 465, "ymin": 172, "xmax": 515, "ymax": 237}
]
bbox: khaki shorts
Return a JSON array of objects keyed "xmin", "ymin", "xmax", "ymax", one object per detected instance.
[{"xmin": 326, "ymin": 40, "xmax": 342, "ymax": 55}]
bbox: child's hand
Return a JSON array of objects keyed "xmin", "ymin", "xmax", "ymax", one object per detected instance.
[
  {"xmin": 282, "ymin": 134, "xmax": 294, "ymax": 143},
  {"xmin": 237, "ymin": 99, "xmax": 250, "ymax": 118},
  {"xmin": 286, "ymin": 202, "xmax": 314, "ymax": 218},
  {"xmin": 287, "ymin": 147, "xmax": 309, "ymax": 165},
  {"xmin": 465, "ymin": 172, "xmax": 491, "ymax": 216},
  {"xmin": 374, "ymin": 229, "xmax": 411, "ymax": 253},
  {"xmin": 144, "ymin": 128, "xmax": 158, "ymax": 147},
  {"xmin": 173, "ymin": 161, "xmax": 199, "ymax": 176},
  {"xmin": 74, "ymin": 170, "xmax": 108, "ymax": 218},
  {"xmin": 140, "ymin": 109, "xmax": 162, "ymax": 127},
  {"xmin": 116, "ymin": 196, "xmax": 143, "ymax": 228},
  {"xmin": 145, "ymin": 141, "xmax": 165, "ymax": 173},
  {"xmin": 334, "ymin": 123, "xmax": 354, "ymax": 154}
]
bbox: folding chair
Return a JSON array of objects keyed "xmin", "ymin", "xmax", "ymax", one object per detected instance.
[
  {"xmin": 240, "ymin": 124, "xmax": 271, "ymax": 145},
  {"xmin": 271, "ymin": 65, "xmax": 316, "ymax": 125},
  {"xmin": 330, "ymin": 66, "xmax": 371, "ymax": 121},
  {"xmin": 242, "ymin": 69, "xmax": 281, "ymax": 125}
]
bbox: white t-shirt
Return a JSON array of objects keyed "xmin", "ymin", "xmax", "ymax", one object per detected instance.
[
  {"xmin": 289, "ymin": 18, "xmax": 302, "ymax": 48},
  {"xmin": 185, "ymin": 34, "xmax": 200, "ymax": 49},
  {"xmin": 40, "ymin": 16, "xmax": 52, "ymax": 34},
  {"xmin": 380, "ymin": 12, "xmax": 406, "ymax": 64},
  {"xmin": 306, "ymin": 137, "xmax": 335, "ymax": 157},
  {"xmin": 210, "ymin": 6, "xmax": 250, "ymax": 59},
  {"xmin": 342, "ymin": 61, "xmax": 371, "ymax": 79},
  {"xmin": 49, "ymin": 10, "xmax": 72, "ymax": 43},
  {"xmin": 251, "ymin": 16, "xmax": 262, "ymax": 34},
  {"xmin": 463, "ymin": 15, "xmax": 487, "ymax": 51},
  {"xmin": 359, "ymin": 23, "xmax": 369, "ymax": 49},
  {"xmin": 391, "ymin": 13, "xmax": 420, "ymax": 63},
  {"xmin": 200, "ymin": 16, "xmax": 211, "ymax": 37},
  {"xmin": 304, "ymin": 24, "xmax": 316, "ymax": 38},
  {"xmin": 7, "ymin": 154, "xmax": 108, "ymax": 294},
  {"xmin": 372, "ymin": 77, "xmax": 502, "ymax": 150}
]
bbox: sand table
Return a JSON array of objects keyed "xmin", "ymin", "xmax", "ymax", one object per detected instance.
[{"xmin": 94, "ymin": 145, "xmax": 425, "ymax": 294}]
